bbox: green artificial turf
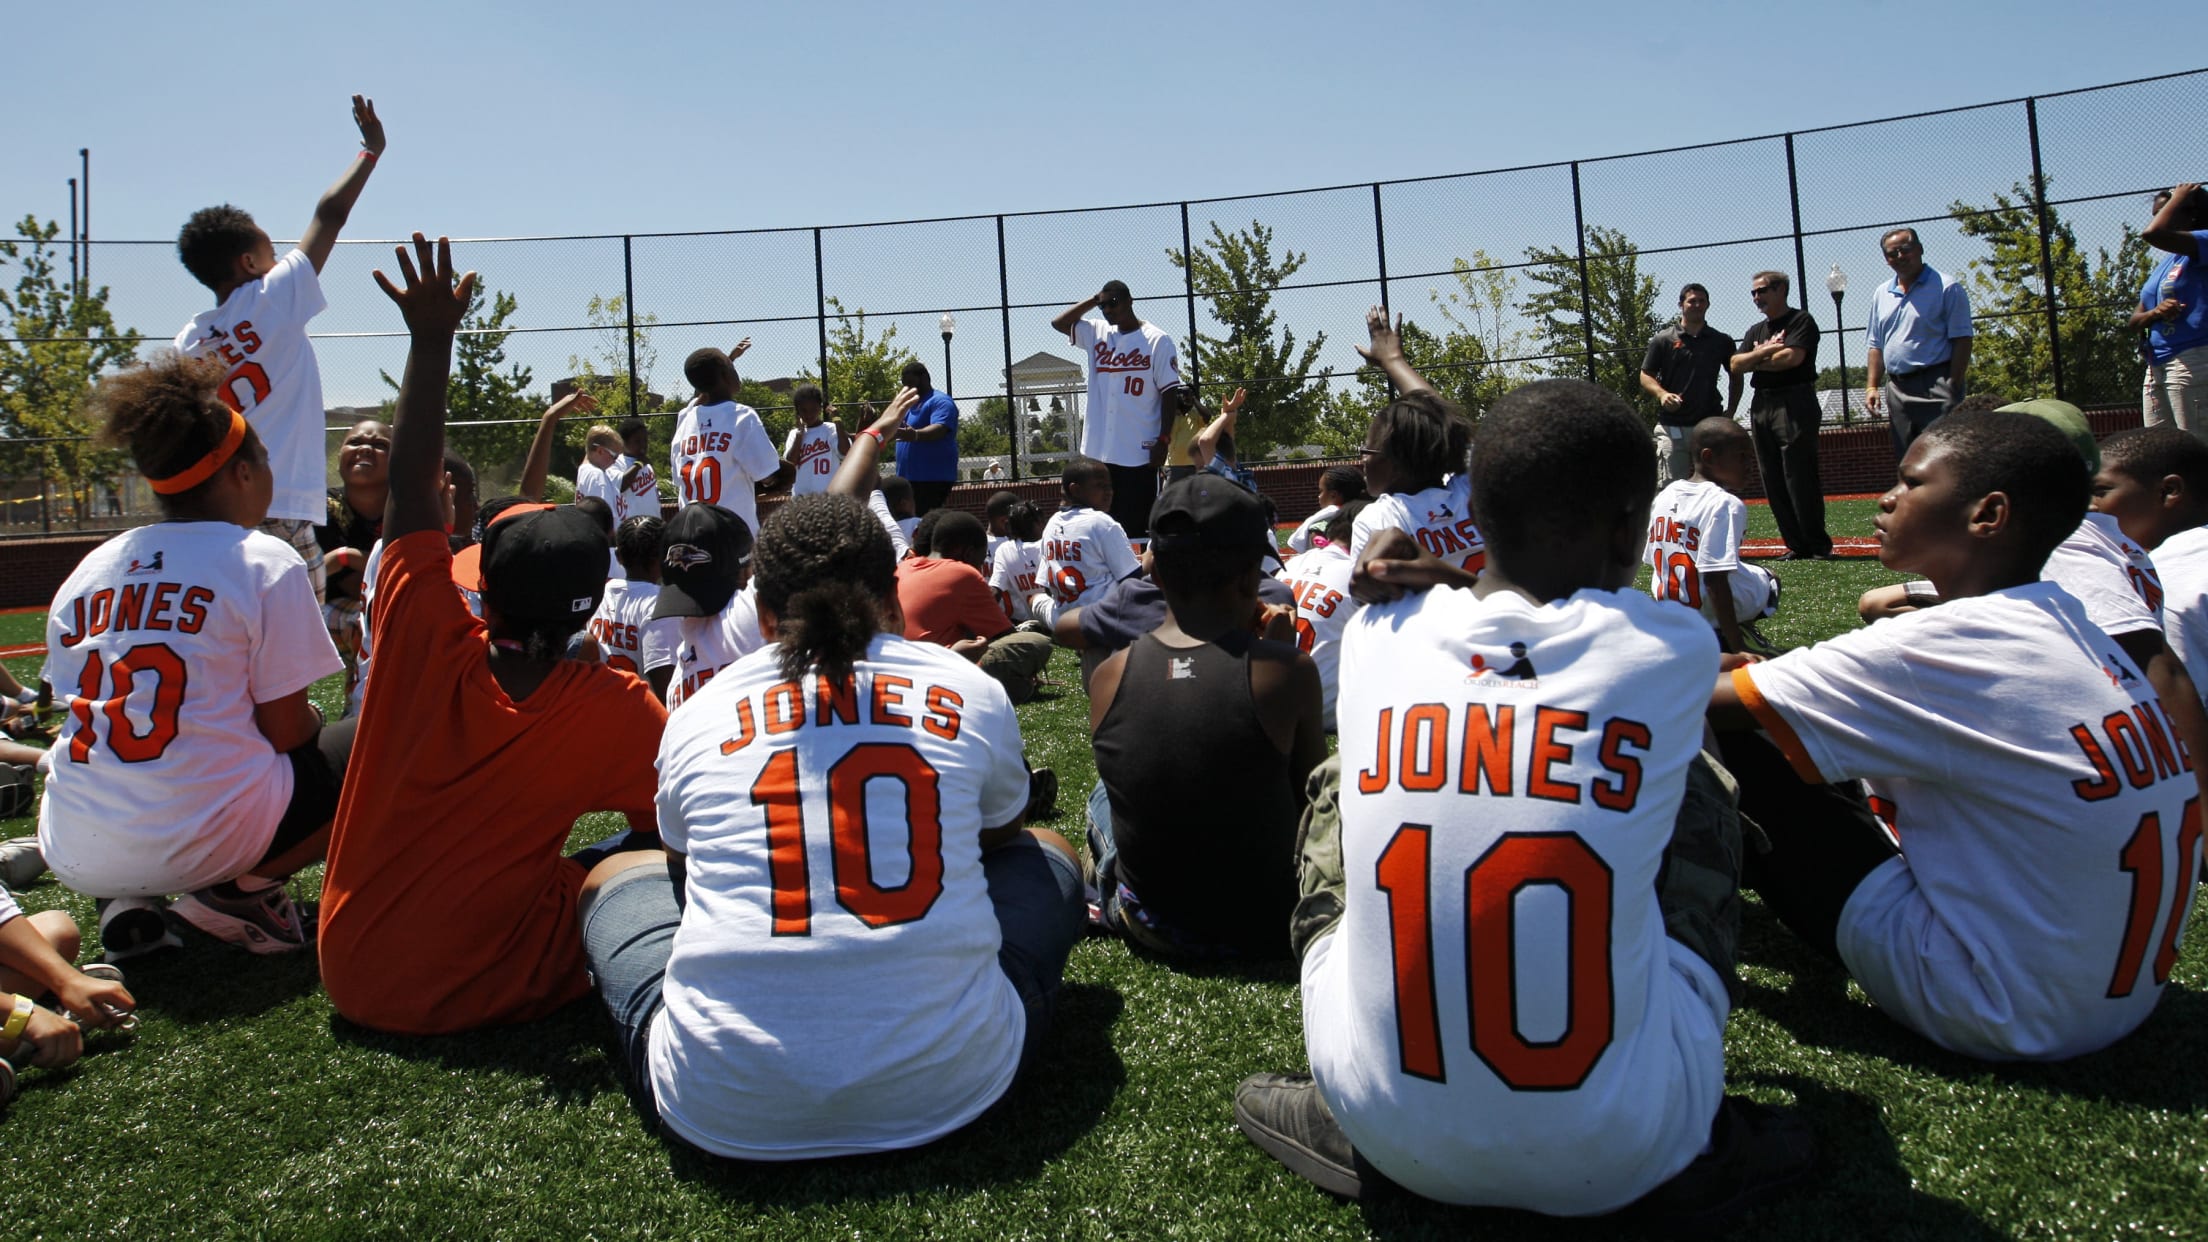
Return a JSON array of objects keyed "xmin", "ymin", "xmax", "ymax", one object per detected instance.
[{"xmin": 4, "ymin": 553, "xmax": 2205, "ymax": 1240}]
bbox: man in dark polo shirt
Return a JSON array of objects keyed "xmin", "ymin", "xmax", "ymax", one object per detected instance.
[
  {"xmin": 1730, "ymin": 270, "xmax": 1832, "ymax": 560},
  {"xmin": 1640, "ymin": 283, "xmax": 1743, "ymax": 482}
]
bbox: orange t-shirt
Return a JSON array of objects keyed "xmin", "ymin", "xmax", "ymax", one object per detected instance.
[
  {"xmin": 895, "ymin": 556, "xmax": 1012, "ymax": 646},
  {"xmin": 318, "ymin": 530, "xmax": 666, "ymax": 1034}
]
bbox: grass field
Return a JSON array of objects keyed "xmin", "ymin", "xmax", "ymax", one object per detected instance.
[{"xmin": 4, "ymin": 501, "xmax": 2206, "ymax": 1240}]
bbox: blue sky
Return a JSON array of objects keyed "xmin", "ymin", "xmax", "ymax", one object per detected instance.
[{"xmin": 4, "ymin": 3, "xmax": 2202, "ymax": 409}]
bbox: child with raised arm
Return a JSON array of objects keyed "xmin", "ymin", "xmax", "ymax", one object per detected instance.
[
  {"xmin": 173, "ymin": 95, "xmax": 386, "ymax": 605},
  {"xmin": 1645, "ymin": 416, "xmax": 1780, "ymax": 654},
  {"xmin": 1713, "ymin": 410, "xmax": 2202, "ymax": 1061},
  {"xmin": 783, "ymin": 384, "xmax": 849, "ymax": 496},
  {"xmin": 318, "ymin": 235, "xmax": 666, "ymax": 1036},
  {"xmin": 1346, "ymin": 309, "xmax": 1482, "ymax": 574},
  {"xmin": 668, "ymin": 340, "xmax": 791, "ymax": 536}
]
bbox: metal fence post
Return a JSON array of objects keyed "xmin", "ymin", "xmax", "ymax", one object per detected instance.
[
  {"xmin": 997, "ymin": 214, "xmax": 1019, "ymax": 481},
  {"xmin": 1570, "ymin": 162, "xmax": 1597, "ymax": 382},
  {"xmin": 1180, "ymin": 201, "xmax": 1200, "ymax": 396},
  {"xmin": 2025, "ymin": 97, "xmax": 2067, "ymax": 400},
  {"xmin": 1784, "ymin": 135, "xmax": 1809, "ymax": 323},
  {"xmin": 621, "ymin": 236, "xmax": 639, "ymax": 415},
  {"xmin": 1373, "ymin": 183, "xmax": 1394, "ymax": 399},
  {"xmin": 814, "ymin": 228, "xmax": 830, "ymax": 392}
]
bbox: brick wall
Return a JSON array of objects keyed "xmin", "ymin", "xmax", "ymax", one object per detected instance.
[{"xmin": 0, "ymin": 404, "xmax": 2151, "ymax": 613}]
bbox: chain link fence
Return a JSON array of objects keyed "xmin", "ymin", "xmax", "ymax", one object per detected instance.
[{"xmin": 5, "ymin": 68, "xmax": 2204, "ymax": 536}]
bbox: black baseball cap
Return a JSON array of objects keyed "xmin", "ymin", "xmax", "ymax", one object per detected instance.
[
  {"xmin": 1148, "ymin": 474, "xmax": 1270, "ymax": 553},
  {"xmin": 654, "ymin": 503, "xmax": 755, "ymax": 619},
  {"xmin": 477, "ymin": 504, "xmax": 609, "ymax": 624}
]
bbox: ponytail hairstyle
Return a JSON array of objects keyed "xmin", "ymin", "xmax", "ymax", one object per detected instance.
[
  {"xmin": 92, "ymin": 351, "xmax": 266, "ymax": 509},
  {"xmin": 1367, "ymin": 391, "xmax": 1470, "ymax": 491},
  {"xmin": 754, "ymin": 495, "xmax": 897, "ymax": 684},
  {"xmin": 614, "ymin": 514, "xmax": 665, "ymax": 580}
]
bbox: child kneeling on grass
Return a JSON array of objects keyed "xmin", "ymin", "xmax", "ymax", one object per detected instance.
[
  {"xmin": 318, "ymin": 236, "xmax": 666, "ymax": 1036},
  {"xmin": 576, "ymin": 494, "xmax": 1085, "ymax": 1159},
  {"xmin": 1713, "ymin": 410, "xmax": 2204, "ymax": 1061},
  {"xmin": 1238, "ymin": 380, "xmax": 1812, "ymax": 1229},
  {"xmin": 41, "ymin": 355, "xmax": 353, "ymax": 959}
]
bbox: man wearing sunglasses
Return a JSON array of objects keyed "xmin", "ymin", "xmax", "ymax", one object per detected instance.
[
  {"xmin": 1731, "ymin": 272, "xmax": 1833, "ymax": 560},
  {"xmin": 1864, "ymin": 228, "xmax": 1974, "ymax": 461},
  {"xmin": 1053, "ymin": 281, "xmax": 1186, "ymax": 540}
]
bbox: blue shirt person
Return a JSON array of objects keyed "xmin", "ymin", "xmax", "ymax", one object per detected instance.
[
  {"xmin": 1864, "ymin": 227, "xmax": 1974, "ymax": 459},
  {"xmin": 893, "ymin": 360, "xmax": 961, "ymax": 513}
]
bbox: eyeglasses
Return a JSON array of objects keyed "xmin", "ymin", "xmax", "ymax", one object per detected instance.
[
  {"xmin": 1883, "ymin": 245, "xmax": 1919, "ymax": 258},
  {"xmin": 1750, "ymin": 287, "xmax": 1775, "ymax": 298}
]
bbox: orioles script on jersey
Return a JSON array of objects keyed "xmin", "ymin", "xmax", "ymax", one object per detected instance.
[
  {"xmin": 716, "ymin": 671, "xmax": 967, "ymax": 754},
  {"xmin": 55, "ymin": 582, "xmax": 215, "ymax": 646},
  {"xmin": 1354, "ymin": 701, "xmax": 1650, "ymax": 811},
  {"xmin": 1091, "ymin": 342, "xmax": 1153, "ymax": 373}
]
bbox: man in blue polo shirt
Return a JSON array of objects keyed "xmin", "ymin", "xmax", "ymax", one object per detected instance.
[
  {"xmin": 1864, "ymin": 227, "xmax": 1973, "ymax": 460},
  {"xmin": 894, "ymin": 360, "xmax": 961, "ymax": 513}
]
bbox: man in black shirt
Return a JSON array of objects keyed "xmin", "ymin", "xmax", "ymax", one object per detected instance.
[
  {"xmin": 1730, "ymin": 271, "xmax": 1833, "ymax": 559},
  {"xmin": 1640, "ymin": 283, "xmax": 1742, "ymax": 483}
]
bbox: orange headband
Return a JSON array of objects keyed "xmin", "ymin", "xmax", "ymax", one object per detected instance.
[{"xmin": 149, "ymin": 411, "xmax": 249, "ymax": 495}]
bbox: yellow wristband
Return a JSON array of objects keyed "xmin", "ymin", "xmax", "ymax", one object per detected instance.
[{"xmin": 0, "ymin": 994, "xmax": 32, "ymax": 1043}]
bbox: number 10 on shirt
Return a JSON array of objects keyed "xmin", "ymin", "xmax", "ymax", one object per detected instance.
[{"xmin": 749, "ymin": 743, "xmax": 947, "ymax": 936}]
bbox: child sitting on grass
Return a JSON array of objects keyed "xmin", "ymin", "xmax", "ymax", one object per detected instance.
[
  {"xmin": 1645, "ymin": 416, "xmax": 1780, "ymax": 654},
  {"xmin": 1713, "ymin": 410, "xmax": 2203, "ymax": 1061},
  {"xmin": 0, "ymin": 884, "xmax": 136, "ymax": 1100},
  {"xmin": 2094, "ymin": 427, "xmax": 2208, "ymax": 720}
]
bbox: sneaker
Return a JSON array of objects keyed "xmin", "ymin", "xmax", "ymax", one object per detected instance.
[
  {"xmin": 1628, "ymin": 1096, "xmax": 1817, "ymax": 1232},
  {"xmin": 1233, "ymin": 1072, "xmax": 1379, "ymax": 1200},
  {"xmin": 1739, "ymin": 620, "xmax": 1783, "ymax": 659},
  {"xmin": 98, "ymin": 896, "xmax": 181, "ymax": 962},
  {"xmin": 1026, "ymin": 767, "xmax": 1060, "ymax": 822},
  {"xmin": 0, "ymin": 833, "xmax": 43, "ymax": 888},
  {"xmin": 173, "ymin": 884, "xmax": 313, "ymax": 955}
]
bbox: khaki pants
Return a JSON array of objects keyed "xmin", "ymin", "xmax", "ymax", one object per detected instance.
[
  {"xmin": 2144, "ymin": 343, "xmax": 2208, "ymax": 436},
  {"xmin": 978, "ymin": 628, "xmax": 1053, "ymax": 704}
]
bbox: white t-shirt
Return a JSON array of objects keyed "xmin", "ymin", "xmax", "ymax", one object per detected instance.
[
  {"xmin": 988, "ymin": 539, "xmax": 1043, "ymax": 624},
  {"xmin": 615, "ymin": 453, "xmax": 658, "ymax": 522},
  {"xmin": 667, "ymin": 584, "xmax": 764, "ymax": 712},
  {"xmin": 2044, "ymin": 512, "xmax": 2164, "ymax": 637},
  {"xmin": 785, "ymin": 423, "xmax": 844, "ymax": 496},
  {"xmin": 897, "ymin": 516, "xmax": 922, "ymax": 546},
  {"xmin": 1644, "ymin": 478, "xmax": 1774, "ymax": 623},
  {"xmin": 1071, "ymin": 318, "xmax": 1183, "ymax": 467},
  {"xmin": 670, "ymin": 399, "xmax": 782, "ymax": 539},
  {"xmin": 346, "ymin": 538, "xmax": 388, "ymax": 718},
  {"xmin": 1306, "ymin": 585, "xmax": 1726, "ymax": 1213},
  {"xmin": 575, "ymin": 459, "xmax": 621, "ymax": 514},
  {"xmin": 1349, "ymin": 476, "xmax": 1483, "ymax": 572},
  {"xmin": 869, "ymin": 490, "xmax": 911, "ymax": 561},
  {"xmin": 173, "ymin": 248, "xmax": 329, "ymax": 522},
  {"xmin": 1277, "ymin": 544, "xmax": 1355, "ymax": 731},
  {"xmin": 37, "ymin": 522, "xmax": 342, "ymax": 896},
  {"xmin": 650, "ymin": 634, "xmax": 1033, "ymax": 1159},
  {"xmin": 1286, "ymin": 503, "xmax": 1342, "ymax": 555},
  {"xmin": 1038, "ymin": 504, "xmax": 1139, "ymax": 610},
  {"xmin": 2150, "ymin": 525, "xmax": 2208, "ymax": 709},
  {"xmin": 588, "ymin": 579, "xmax": 679, "ymax": 680},
  {"xmin": 1737, "ymin": 582, "xmax": 2198, "ymax": 1061}
]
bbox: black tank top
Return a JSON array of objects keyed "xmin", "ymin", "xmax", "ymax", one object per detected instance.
[{"xmin": 1092, "ymin": 630, "xmax": 1299, "ymax": 956}]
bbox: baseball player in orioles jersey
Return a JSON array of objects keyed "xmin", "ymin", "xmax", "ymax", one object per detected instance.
[
  {"xmin": 1053, "ymin": 281, "xmax": 1184, "ymax": 539},
  {"xmin": 784, "ymin": 384, "xmax": 848, "ymax": 497}
]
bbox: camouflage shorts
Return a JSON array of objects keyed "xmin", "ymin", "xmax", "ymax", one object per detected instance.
[{"xmin": 1290, "ymin": 750, "xmax": 1745, "ymax": 1002}]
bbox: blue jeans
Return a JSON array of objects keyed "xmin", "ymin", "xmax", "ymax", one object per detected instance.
[{"xmin": 579, "ymin": 836, "xmax": 1085, "ymax": 1127}]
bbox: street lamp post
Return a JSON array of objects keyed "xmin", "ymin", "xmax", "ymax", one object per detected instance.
[
  {"xmin": 1826, "ymin": 265, "xmax": 1850, "ymax": 425},
  {"xmin": 939, "ymin": 312, "xmax": 956, "ymax": 399}
]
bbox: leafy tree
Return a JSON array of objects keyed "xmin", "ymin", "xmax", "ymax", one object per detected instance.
[
  {"xmin": 1520, "ymin": 225, "xmax": 1667, "ymax": 422},
  {"xmin": 961, "ymin": 395, "xmax": 1013, "ymax": 470},
  {"xmin": 1168, "ymin": 220, "xmax": 1330, "ymax": 459},
  {"xmin": 566, "ymin": 293, "xmax": 663, "ymax": 420},
  {"xmin": 797, "ymin": 296, "xmax": 920, "ymax": 408},
  {"xmin": 1318, "ymin": 252, "xmax": 1534, "ymax": 452},
  {"xmin": 0, "ymin": 217, "xmax": 138, "ymax": 522},
  {"xmin": 382, "ymin": 286, "xmax": 544, "ymax": 491},
  {"xmin": 1948, "ymin": 183, "xmax": 2156, "ymax": 407}
]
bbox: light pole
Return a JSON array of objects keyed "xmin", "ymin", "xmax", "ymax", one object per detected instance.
[
  {"xmin": 1826, "ymin": 265, "xmax": 1850, "ymax": 425},
  {"xmin": 939, "ymin": 312, "xmax": 956, "ymax": 398}
]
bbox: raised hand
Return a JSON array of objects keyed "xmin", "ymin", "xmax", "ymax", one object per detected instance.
[
  {"xmin": 373, "ymin": 234, "xmax": 477, "ymax": 338},
  {"xmin": 1356, "ymin": 306, "xmax": 1406, "ymax": 366},
  {"xmin": 548, "ymin": 391, "xmax": 600, "ymax": 419},
  {"xmin": 1223, "ymin": 387, "xmax": 1248, "ymax": 418},
  {"xmin": 729, "ymin": 337, "xmax": 753, "ymax": 360},
  {"xmin": 353, "ymin": 95, "xmax": 386, "ymax": 156}
]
